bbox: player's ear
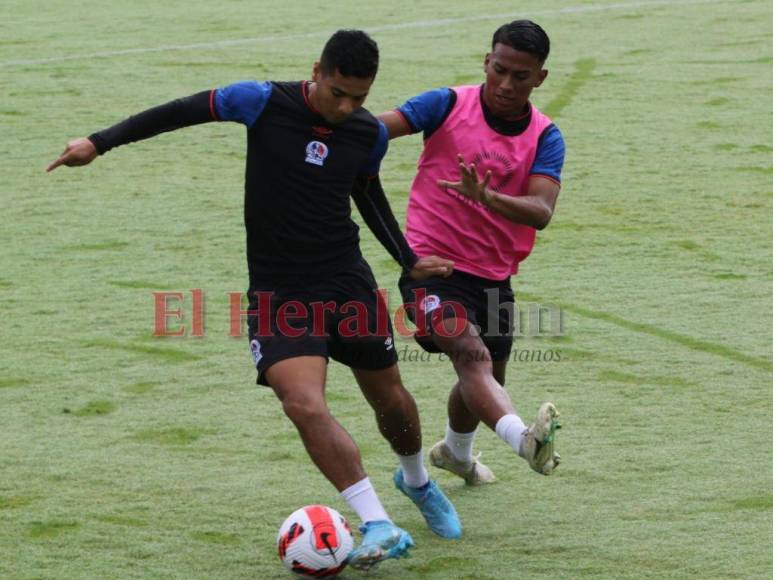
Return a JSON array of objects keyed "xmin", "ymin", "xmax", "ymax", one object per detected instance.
[
  {"xmin": 483, "ymin": 52, "xmax": 491, "ymax": 72},
  {"xmin": 535, "ymin": 68, "xmax": 548, "ymax": 87},
  {"xmin": 311, "ymin": 61, "xmax": 321, "ymax": 82}
]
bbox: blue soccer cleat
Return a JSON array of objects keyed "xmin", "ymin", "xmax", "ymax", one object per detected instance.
[
  {"xmin": 346, "ymin": 520, "xmax": 415, "ymax": 572},
  {"xmin": 394, "ymin": 468, "xmax": 462, "ymax": 539}
]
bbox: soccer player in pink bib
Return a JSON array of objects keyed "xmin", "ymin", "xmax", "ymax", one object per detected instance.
[{"xmin": 379, "ymin": 20, "xmax": 564, "ymax": 484}]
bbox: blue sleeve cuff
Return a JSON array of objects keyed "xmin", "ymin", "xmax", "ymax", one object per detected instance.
[
  {"xmin": 530, "ymin": 124, "xmax": 565, "ymax": 183},
  {"xmin": 396, "ymin": 88, "xmax": 453, "ymax": 135},
  {"xmin": 214, "ymin": 80, "xmax": 272, "ymax": 127}
]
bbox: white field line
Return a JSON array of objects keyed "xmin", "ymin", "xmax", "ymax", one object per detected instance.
[{"xmin": 0, "ymin": 0, "xmax": 730, "ymax": 68}]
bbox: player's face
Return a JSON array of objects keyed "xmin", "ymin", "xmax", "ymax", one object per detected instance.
[
  {"xmin": 483, "ymin": 43, "xmax": 548, "ymax": 120},
  {"xmin": 310, "ymin": 64, "xmax": 373, "ymax": 124}
]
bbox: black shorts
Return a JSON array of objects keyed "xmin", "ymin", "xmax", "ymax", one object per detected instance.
[
  {"xmin": 398, "ymin": 269, "xmax": 515, "ymax": 362},
  {"xmin": 247, "ymin": 259, "xmax": 397, "ymax": 385}
]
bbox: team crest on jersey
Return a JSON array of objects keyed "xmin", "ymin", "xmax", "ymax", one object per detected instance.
[
  {"xmin": 420, "ymin": 295, "xmax": 441, "ymax": 313},
  {"xmin": 250, "ymin": 339, "xmax": 262, "ymax": 366},
  {"xmin": 305, "ymin": 140, "xmax": 329, "ymax": 166},
  {"xmin": 471, "ymin": 151, "xmax": 515, "ymax": 192}
]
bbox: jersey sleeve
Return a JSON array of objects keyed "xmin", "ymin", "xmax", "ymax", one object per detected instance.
[
  {"xmin": 395, "ymin": 88, "xmax": 454, "ymax": 136},
  {"xmin": 212, "ymin": 81, "xmax": 273, "ymax": 128},
  {"xmin": 359, "ymin": 120, "xmax": 389, "ymax": 177},
  {"xmin": 530, "ymin": 124, "xmax": 566, "ymax": 184}
]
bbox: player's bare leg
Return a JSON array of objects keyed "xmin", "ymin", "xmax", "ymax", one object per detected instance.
[
  {"xmin": 353, "ymin": 364, "xmax": 422, "ymax": 456},
  {"xmin": 428, "ymin": 323, "xmax": 499, "ymax": 484},
  {"xmin": 353, "ymin": 364, "xmax": 461, "ymax": 539},
  {"xmin": 445, "ymin": 358, "xmax": 507, "ymax": 432},
  {"xmin": 431, "ymin": 379, "xmax": 495, "ymax": 485},
  {"xmin": 432, "ymin": 319, "xmax": 514, "ymax": 429},
  {"xmin": 267, "ymin": 356, "xmax": 367, "ymax": 491},
  {"xmin": 267, "ymin": 356, "xmax": 414, "ymax": 569},
  {"xmin": 430, "ymin": 319, "xmax": 560, "ymax": 477}
]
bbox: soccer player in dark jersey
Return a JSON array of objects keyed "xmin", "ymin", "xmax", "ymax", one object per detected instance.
[
  {"xmin": 378, "ymin": 21, "xmax": 564, "ymax": 486},
  {"xmin": 48, "ymin": 30, "xmax": 462, "ymax": 571}
]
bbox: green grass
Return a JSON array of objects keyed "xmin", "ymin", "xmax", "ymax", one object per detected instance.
[{"xmin": 2, "ymin": 0, "xmax": 772, "ymax": 578}]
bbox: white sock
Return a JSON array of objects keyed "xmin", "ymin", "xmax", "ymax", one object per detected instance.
[
  {"xmin": 397, "ymin": 451, "xmax": 429, "ymax": 488},
  {"xmin": 340, "ymin": 477, "xmax": 391, "ymax": 524},
  {"xmin": 495, "ymin": 414, "xmax": 528, "ymax": 457},
  {"xmin": 444, "ymin": 424, "xmax": 476, "ymax": 462}
]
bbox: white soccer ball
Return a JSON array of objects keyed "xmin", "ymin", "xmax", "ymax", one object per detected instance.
[{"xmin": 276, "ymin": 505, "xmax": 354, "ymax": 578}]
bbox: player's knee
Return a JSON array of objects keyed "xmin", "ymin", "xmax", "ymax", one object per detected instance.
[
  {"xmin": 280, "ymin": 394, "xmax": 328, "ymax": 425},
  {"xmin": 378, "ymin": 385, "xmax": 417, "ymax": 417}
]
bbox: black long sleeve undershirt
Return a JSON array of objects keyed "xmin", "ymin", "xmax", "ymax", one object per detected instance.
[
  {"xmin": 86, "ymin": 93, "xmax": 417, "ymax": 272},
  {"xmin": 88, "ymin": 91, "xmax": 213, "ymax": 154},
  {"xmin": 351, "ymin": 175, "xmax": 418, "ymax": 272}
]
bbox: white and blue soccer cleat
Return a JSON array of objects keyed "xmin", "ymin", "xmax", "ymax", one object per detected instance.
[{"xmin": 346, "ymin": 520, "xmax": 414, "ymax": 571}]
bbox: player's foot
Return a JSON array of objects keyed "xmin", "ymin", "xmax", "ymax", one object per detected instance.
[
  {"xmin": 521, "ymin": 402, "xmax": 561, "ymax": 475},
  {"xmin": 346, "ymin": 520, "xmax": 414, "ymax": 572},
  {"xmin": 393, "ymin": 469, "xmax": 462, "ymax": 539},
  {"xmin": 429, "ymin": 440, "xmax": 496, "ymax": 486}
]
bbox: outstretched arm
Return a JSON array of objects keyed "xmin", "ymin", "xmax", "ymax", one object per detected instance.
[
  {"xmin": 351, "ymin": 175, "xmax": 453, "ymax": 280},
  {"xmin": 47, "ymin": 91, "xmax": 214, "ymax": 171}
]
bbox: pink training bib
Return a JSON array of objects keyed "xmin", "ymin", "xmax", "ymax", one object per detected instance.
[{"xmin": 405, "ymin": 85, "xmax": 554, "ymax": 280}]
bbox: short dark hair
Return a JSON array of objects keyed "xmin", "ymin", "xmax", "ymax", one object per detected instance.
[
  {"xmin": 319, "ymin": 29, "xmax": 379, "ymax": 79},
  {"xmin": 492, "ymin": 20, "xmax": 550, "ymax": 63}
]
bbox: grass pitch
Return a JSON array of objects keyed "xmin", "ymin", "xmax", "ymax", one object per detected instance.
[{"xmin": 1, "ymin": 0, "xmax": 772, "ymax": 578}]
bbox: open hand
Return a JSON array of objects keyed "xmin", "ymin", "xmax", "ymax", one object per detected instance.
[
  {"xmin": 409, "ymin": 255, "xmax": 454, "ymax": 280},
  {"xmin": 437, "ymin": 154, "xmax": 493, "ymax": 206},
  {"xmin": 46, "ymin": 137, "xmax": 98, "ymax": 172}
]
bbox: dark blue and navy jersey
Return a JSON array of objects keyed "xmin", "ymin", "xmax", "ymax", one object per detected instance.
[
  {"xmin": 396, "ymin": 87, "xmax": 565, "ymax": 184},
  {"xmin": 212, "ymin": 81, "xmax": 388, "ymax": 177},
  {"xmin": 211, "ymin": 80, "xmax": 388, "ymax": 283}
]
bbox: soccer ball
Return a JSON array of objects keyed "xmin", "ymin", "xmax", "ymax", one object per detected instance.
[{"xmin": 277, "ymin": 505, "xmax": 354, "ymax": 578}]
